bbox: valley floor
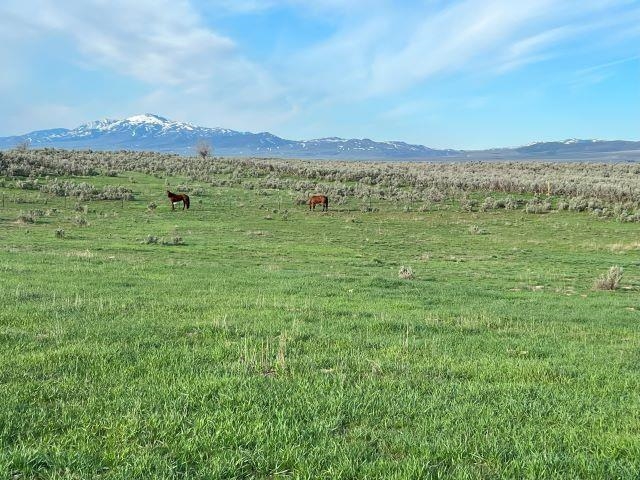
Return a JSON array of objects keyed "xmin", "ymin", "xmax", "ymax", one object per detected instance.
[{"xmin": 1, "ymin": 168, "xmax": 639, "ymax": 479}]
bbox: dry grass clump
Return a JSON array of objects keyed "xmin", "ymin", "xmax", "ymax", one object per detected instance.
[
  {"xmin": 608, "ymin": 242, "xmax": 640, "ymax": 252},
  {"xmin": 398, "ymin": 265, "xmax": 414, "ymax": 279},
  {"xmin": 460, "ymin": 198, "xmax": 478, "ymax": 212},
  {"xmin": 525, "ymin": 198, "xmax": 552, "ymax": 214},
  {"xmin": 162, "ymin": 235, "xmax": 184, "ymax": 246},
  {"xmin": 16, "ymin": 211, "xmax": 36, "ymax": 224},
  {"xmin": 468, "ymin": 225, "xmax": 487, "ymax": 235},
  {"xmin": 73, "ymin": 215, "xmax": 89, "ymax": 226},
  {"xmin": 593, "ymin": 266, "xmax": 623, "ymax": 291},
  {"xmin": 480, "ymin": 197, "xmax": 495, "ymax": 211},
  {"xmin": 246, "ymin": 230, "xmax": 270, "ymax": 237},
  {"xmin": 142, "ymin": 235, "xmax": 159, "ymax": 244}
]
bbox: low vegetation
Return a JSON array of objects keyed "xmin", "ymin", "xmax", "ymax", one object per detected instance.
[{"xmin": 3, "ymin": 148, "xmax": 640, "ymax": 219}]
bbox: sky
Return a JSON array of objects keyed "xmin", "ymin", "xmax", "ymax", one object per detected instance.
[{"xmin": 0, "ymin": 0, "xmax": 638, "ymax": 149}]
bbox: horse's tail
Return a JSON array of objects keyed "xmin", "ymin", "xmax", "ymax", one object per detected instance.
[{"xmin": 185, "ymin": 194, "xmax": 190, "ymax": 209}]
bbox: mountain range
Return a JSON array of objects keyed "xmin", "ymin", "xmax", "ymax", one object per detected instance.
[{"xmin": 1, "ymin": 114, "xmax": 639, "ymax": 161}]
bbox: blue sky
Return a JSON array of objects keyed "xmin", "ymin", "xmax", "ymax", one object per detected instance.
[{"xmin": 0, "ymin": 0, "xmax": 638, "ymax": 148}]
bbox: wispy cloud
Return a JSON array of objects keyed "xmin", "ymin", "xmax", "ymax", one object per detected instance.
[
  {"xmin": 569, "ymin": 54, "xmax": 640, "ymax": 89},
  {"xmin": 211, "ymin": 0, "xmax": 383, "ymax": 15},
  {"xmin": 576, "ymin": 54, "xmax": 640, "ymax": 76},
  {"xmin": 287, "ymin": 0, "xmax": 640, "ymax": 99}
]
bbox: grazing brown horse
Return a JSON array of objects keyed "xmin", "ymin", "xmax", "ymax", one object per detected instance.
[
  {"xmin": 167, "ymin": 190, "xmax": 190, "ymax": 210},
  {"xmin": 308, "ymin": 195, "xmax": 328, "ymax": 211}
]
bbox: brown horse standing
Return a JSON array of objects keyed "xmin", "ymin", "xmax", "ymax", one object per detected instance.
[
  {"xmin": 308, "ymin": 195, "xmax": 328, "ymax": 211},
  {"xmin": 167, "ymin": 190, "xmax": 190, "ymax": 210}
]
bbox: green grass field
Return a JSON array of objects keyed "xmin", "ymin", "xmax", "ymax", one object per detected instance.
[{"xmin": 1, "ymin": 168, "xmax": 639, "ymax": 479}]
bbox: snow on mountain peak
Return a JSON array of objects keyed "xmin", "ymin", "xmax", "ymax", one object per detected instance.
[
  {"xmin": 77, "ymin": 118, "xmax": 118, "ymax": 130},
  {"xmin": 125, "ymin": 114, "xmax": 171, "ymax": 125}
]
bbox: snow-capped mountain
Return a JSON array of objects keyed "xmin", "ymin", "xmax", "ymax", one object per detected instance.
[
  {"xmin": 0, "ymin": 114, "xmax": 458, "ymax": 158},
  {"xmin": 513, "ymin": 138, "xmax": 640, "ymax": 156},
  {"xmin": 1, "ymin": 114, "xmax": 638, "ymax": 160}
]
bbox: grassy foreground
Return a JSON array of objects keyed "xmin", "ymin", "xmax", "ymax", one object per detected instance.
[{"xmin": 1, "ymin": 169, "xmax": 639, "ymax": 479}]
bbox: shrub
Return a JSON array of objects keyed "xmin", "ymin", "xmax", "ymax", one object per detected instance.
[
  {"xmin": 503, "ymin": 197, "xmax": 521, "ymax": 210},
  {"xmin": 55, "ymin": 228, "xmax": 65, "ymax": 239},
  {"xmin": 73, "ymin": 216, "xmax": 89, "ymax": 226},
  {"xmin": 426, "ymin": 188, "xmax": 445, "ymax": 203},
  {"xmin": 162, "ymin": 235, "xmax": 184, "ymax": 246},
  {"xmin": 481, "ymin": 197, "xmax": 496, "ymax": 211},
  {"xmin": 142, "ymin": 235, "xmax": 159, "ymax": 244},
  {"xmin": 398, "ymin": 265, "xmax": 414, "ymax": 279},
  {"xmin": 17, "ymin": 212, "xmax": 35, "ymax": 223},
  {"xmin": 569, "ymin": 197, "xmax": 588, "ymax": 212},
  {"xmin": 460, "ymin": 198, "xmax": 478, "ymax": 212},
  {"xmin": 147, "ymin": 202, "xmax": 158, "ymax": 212},
  {"xmin": 524, "ymin": 199, "xmax": 551, "ymax": 214},
  {"xmin": 360, "ymin": 203, "xmax": 378, "ymax": 213},
  {"xmin": 593, "ymin": 266, "xmax": 623, "ymax": 291},
  {"xmin": 468, "ymin": 225, "xmax": 487, "ymax": 235},
  {"xmin": 16, "ymin": 179, "xmax": 39, "ymax": 190},
  {"xmin": 618, "ymin": 211, "xmax": 640, "ymax": 223}
]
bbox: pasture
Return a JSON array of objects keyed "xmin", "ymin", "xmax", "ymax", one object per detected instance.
[{"xmin": 1, "ymin": 151, "xmax": 639, "ymax": 479}]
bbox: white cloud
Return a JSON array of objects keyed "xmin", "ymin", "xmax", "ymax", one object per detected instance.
[{"xmin": 4, "ymin": 0, "xmax": 241, "ymax": 86}]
